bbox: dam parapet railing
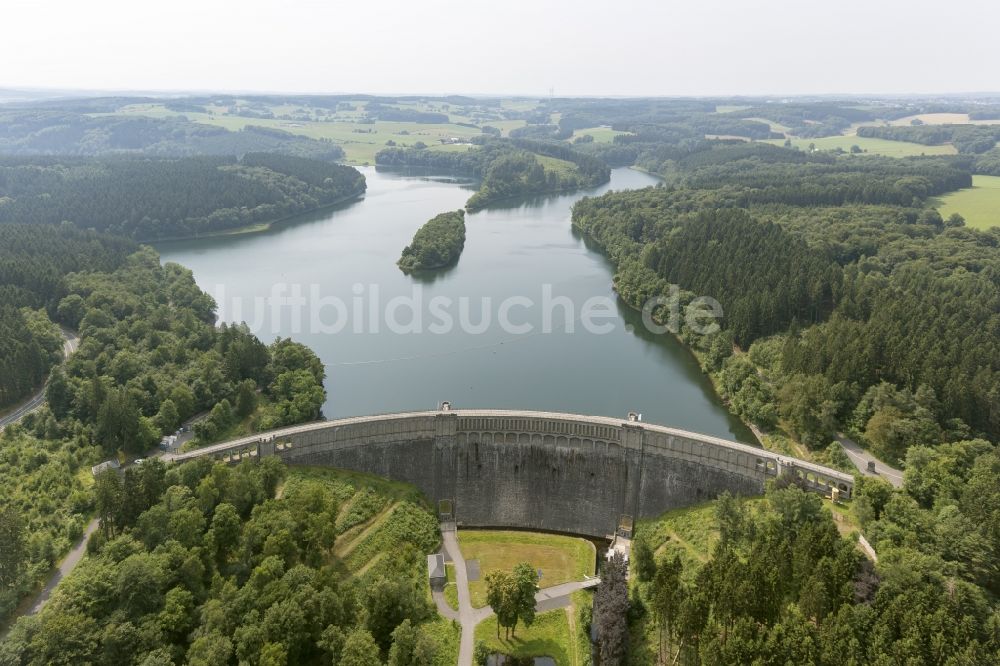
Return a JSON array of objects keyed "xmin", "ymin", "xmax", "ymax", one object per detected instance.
[{"xmin": 164, "ymin": 408, "xmax": 853, "ymax": 536}]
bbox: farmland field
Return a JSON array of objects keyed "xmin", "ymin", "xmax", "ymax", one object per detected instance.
[
  {"xmin": 745, "ymin": 116, "xmax": 793, "ymax": 134},
  {"xmin": 536, "ymin": 154, "xmax": 580, "ymax": 176},
  {"xmin": 763, "ymin": 135, "xmax": 957, "ymax": 157},
  {"xmin": 500, "ymin": 98, "xmax": 542, "ymax": 112},
  {"xmin": 486, "ymin": 119, "xmax": 529, "ymax": 136},
  {"xmin": 109, "ymin": 103, "xmax": 493, "ymax": 164},
  {"xmin": 569, "ymin": 126, "xmax": 632, "ymax": 143},
  {"xmin": 888, "ymin": 112, "xmax": 1000, "ymax": 126},
  {"xmin": 932, "ymin": 175, "xmax": 1000, "ymax": 230}
]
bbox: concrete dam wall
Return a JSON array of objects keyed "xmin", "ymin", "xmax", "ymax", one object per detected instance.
[{"xmin": 170, "ymin": 408, "xmax": 854, "ymax": 538}]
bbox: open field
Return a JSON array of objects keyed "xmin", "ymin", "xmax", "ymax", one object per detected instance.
[
  {"xmin": 204, "ymin": 116, "xmax": 482, "ymax": 164},
  {"xmin": 485, "ymin": 119, "xmax": 528, "ymax": 136},
  {"xmin": 569, "ymin": 126, "xmax": 631, "ymax": 143},
  {"xmin": 475, "ymin": 609, "xmax": 579, "ymax": 665},
  {"xmin": 110, "ymin": 103, "xmax": 488, "ymax": 164},
  {"xmin": 500, "ymin": 99, "xmax": 542, "ymax": 112},
  {"xmin": 536, "ymin": 154, "xmax": 580, "ymax": 177},
  {"xmin": 888, "ymin": 112, "xmax": 1000, "ymax": 126},
  {"xmin": 746, "ymin": 116, "xmax": 793, "ymax": 134},
  {"xmin": 763, "ymin": 135, "xmax": 957, "ymax": 157},
  {"xmin": 458, "ymin": 530, "xmax": 595, "ymax": 608},
  {"xmin": 932, "ymin": 175, "xmax": 1000, "ymax": 230}
]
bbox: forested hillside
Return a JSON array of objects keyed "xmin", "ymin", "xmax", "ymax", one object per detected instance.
[
  {"xmin": 0, "ymin": 226, "xmax": 327, "ymax": 622},
  {"xmin": 668, "ymin": 145, "xmax": 971, "ymax": 206},
  {"xmin": 0, "ymin": 461, "xmax": 455, "ymax": 666},
  {"xmin": 627, "ymin": 473, "xmax": 1000, "ymax": 665},
  {"xmin": 573, "ymin": 145, "xmax": 1000, "ymax": 458},
  {"xmin": 0, "ymin": 225, "xmax": 137, "ymax": 409},
  {"xmin": 0, "ymin": 110, "xmax": 345, "ymax": 161},
  {"xmin": 0, "ymin": 154, "xmax": 366, "ymax": 240},
  {"xmin": 725, "ymin": 102, "xmax": 877, "ymax": 137}
]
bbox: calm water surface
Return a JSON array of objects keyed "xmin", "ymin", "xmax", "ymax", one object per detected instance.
[{"xmin": 157, "ymin": 167, "xmax": 755, "ymax": 443}]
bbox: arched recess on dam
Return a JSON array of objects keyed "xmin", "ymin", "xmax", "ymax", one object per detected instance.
[{"xmin": 170, "ymin": 408, "xmax": 854, "ymax": 538}]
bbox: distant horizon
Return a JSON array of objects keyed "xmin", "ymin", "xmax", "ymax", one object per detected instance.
[{"xmin": 4, "ymin": 86, "xmax": 1000, "ymax": 102}]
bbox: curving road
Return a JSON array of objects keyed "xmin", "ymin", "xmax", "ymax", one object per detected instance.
[
  {"xmin": 0, "ymin": 329, "xmax": 89, "ymax": 636},
  {"xmin": 0, "ymin": 329, "xmax": 78, "ymax": 431},
  {"xmin": 836, "ymin": 434, "xmax": 904, "ymax": 488}
]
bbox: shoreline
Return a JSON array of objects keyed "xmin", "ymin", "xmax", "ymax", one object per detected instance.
[
  {"xmin": 573, "ymin": 219, "xmax": 763, "ymax": 448},
  {"xmin": 617, "ymin": 291, "xmax": 764, "ymax": 448},
  {"xmin": 145, "ymin": 188, "xmax": 367, "ymax": 244},
  {"xmin": 372, "ymin": 160, "xmax": 611, "ymax": 213},
  {"xmin": 465, "ymin": 175, "xmax": 611, "ymax": 212}
]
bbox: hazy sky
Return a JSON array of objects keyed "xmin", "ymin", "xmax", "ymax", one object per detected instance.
[{"xmin": 3, "ymin": 0, "xmax": 997, "ymax": 97}]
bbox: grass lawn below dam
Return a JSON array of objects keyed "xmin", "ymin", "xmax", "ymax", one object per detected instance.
[
  {"xmin": 459, "ymin": 530, "xmax": 596, "ymax": 609},
  {"xmin": 475, "ymin": 592, "xmax": 593, "ymax": 666}
]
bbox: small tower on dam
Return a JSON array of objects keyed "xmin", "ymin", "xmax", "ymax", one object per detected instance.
[{"xmin": 168, "ymin": 405, "xmax": 854, "ymax": 538}]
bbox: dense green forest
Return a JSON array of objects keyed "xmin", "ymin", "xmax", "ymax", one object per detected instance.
[
  {"xmin": 0, "ymin": 154, "xmax": 366, "ymax": 240},
  {"xmin": 974, "ymin": 148, "xmax": 1000, "ymax": 176},
  {"xmin": 857, "ymin": 123, "xmax": 1000, "ymax": 154},
  {"xmin": 398, "ymin": 210, "xmax": 466, "ymax": 272},
  {"xmin": 0, "ymin": 225, "xmax": 327, "ymax": 623},
  {"xmin": 0, "ymin": 225, "xmax": 138, "ymax": 409},
  {"xmin": 626, "ymin": 468, "xmax": 1000, "ymax": 665},
  {"xmin": 0, "ymin": 460, "xmax": 455, "ymax": 666},
  {"xmin": 0, "ymin": 307, "xmax": 62, "ymax": 409},
  {"xmin": 375, "ymin": 138, "xmax": 609, "ymax": 210},
  {"xmin": 0, "ymin": 110, "xmax": 345, "ymax": 161},
  {"xmin": 573, "ymin": 143, "xmax": 1000, "ymax": 457}
]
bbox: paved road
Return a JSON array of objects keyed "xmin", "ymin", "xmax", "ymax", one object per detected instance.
[
  {"xmin": 0, "ymin": 516, "xmax": 100, "ymax": 640},
  {"xmin": 533, "ymin": 578, "xmax": 600, "ymax": 612},
  {"xmin": 441, "ymin": 526, "xmax": 477, "ymax": 666},
  {"xmin": 836, "ymin": 434, "xmax": 904, "ymax": 488},
  {"xmin": 0, "ymin": 330, "xmax": 79, "ymax": 431},
  {"xmin": 0, "ymin": 329, "xmax": 88, "ymax": 635},
  {"xmin": 27, "ymin": 517, "xmax": 99, "ymax": 614},
  {"xmin": 431, "ymin": 588, "xmax": 459, "ymax": 622},
  {"xmin": 437, "ymin": 524, "xmax": 600, "ymax": 665}
]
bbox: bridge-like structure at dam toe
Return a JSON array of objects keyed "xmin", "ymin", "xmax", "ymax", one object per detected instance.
[{"xmin": 165, "ymin": 407, "xmax": 854, "ymax": 538}]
